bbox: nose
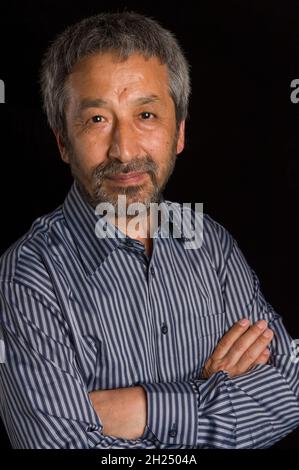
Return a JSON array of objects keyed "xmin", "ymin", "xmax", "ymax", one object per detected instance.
[{"xmin": 108, "ymin": 120, "xmax": 141, "ymax": 163}]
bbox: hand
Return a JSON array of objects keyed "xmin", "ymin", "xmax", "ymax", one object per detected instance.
[
  {"xmin": 201, "ymin": 319, "xmax": 273, "ymax": 379},
  {"xmin": 89, "ymin": 386, "xmax": 147, "ymax": 440}
]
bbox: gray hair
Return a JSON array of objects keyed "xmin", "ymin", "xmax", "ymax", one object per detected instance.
[{"xmin": 39, "ymin": 11, "xmax": 191, "ymax": 141}]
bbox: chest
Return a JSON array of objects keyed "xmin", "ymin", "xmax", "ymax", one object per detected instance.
[{"xmin": 55, "ymin": 239, "xmax": 226, "ymax": 390}]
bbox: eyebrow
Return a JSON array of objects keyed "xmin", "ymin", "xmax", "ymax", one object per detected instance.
[
  {"xmin": 77, "ymin": 94, "xmax": 161, "ymax": 113},
  {"xmin": 78, "ymin": 98, "xmax": 108, "ymax": 112},
  {"xmin": 134, "ymin": 95, "xmax": 160, "ymax": 105}
]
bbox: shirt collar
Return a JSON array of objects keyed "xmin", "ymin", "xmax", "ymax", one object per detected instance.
[{"xmin": 62, "ymin": 180, "xmax": 195, "ymax": 275}]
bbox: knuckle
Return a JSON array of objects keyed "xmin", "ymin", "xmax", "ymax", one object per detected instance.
[
  {"xmin": 262, "ymin": 348, "xmax": 270, "ymax": 357},
  {"xmin": 214, "ymin": 359, "xmax": 227, "ymax": 372},
  {"xmin": 233, "ymin": 342, "xmax": 244, "ymax": 354},
  {"xmin": 233, "ymin": 365, "xmax": 242, "ymax": 376},
  {"xmin": 218, "ymin": 337, "xmax": 230, "ymax": 350},
  {"xmin": 204, "ymin": 358, "xmax": 227, "ymax": 376},
  {"xmin": 253, "ymin": 325, "xmax": 266, "ymax": 336},
  {"xmin": 260, "ymin": 330, "xmax": 273, "ymax": 343},
  {"xmin": 242, "ymin": 349, "xmax": 256, "ymax": 362}
]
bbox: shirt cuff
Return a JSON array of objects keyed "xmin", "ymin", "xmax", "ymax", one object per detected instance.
[{"xmin": 139, "ymin": 381, "xmax": 198, "ymax": 445}]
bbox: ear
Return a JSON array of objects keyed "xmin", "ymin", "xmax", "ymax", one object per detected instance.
[
  {"xmin": 53, "ymin": 129, "xmax": 70, "ymax": 164},
  {"xmin": 176, "ymin": 120, "xmax": 185, "ymax": 155}
]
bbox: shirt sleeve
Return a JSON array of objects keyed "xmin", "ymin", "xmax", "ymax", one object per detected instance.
[
  {"xmin": 140, "ymin": 239, "xmax": 299, "ymax": 448},
  {"xmin": 0, "ymin": 281, "xmax": 156, "ymax": 449}
]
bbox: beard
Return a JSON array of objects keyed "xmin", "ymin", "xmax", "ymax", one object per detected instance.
[{"xmin": 67, "ymin": 134, "xmax": 178, "ymax": 216}]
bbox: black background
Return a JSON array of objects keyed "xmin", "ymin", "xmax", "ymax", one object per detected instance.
[{"xmin": 0, "ymin": 0, "xmax": 299, "ymax": 449}]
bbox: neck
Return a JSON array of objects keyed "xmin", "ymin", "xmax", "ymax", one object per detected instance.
[{"xmin": 113, "ymin": 209, "xmax": 161, "ymax": 258}]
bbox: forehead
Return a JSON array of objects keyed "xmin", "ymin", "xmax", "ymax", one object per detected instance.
[{"xmin": 66, "ymin": 52, "xmax": 171, "ymax": 103}]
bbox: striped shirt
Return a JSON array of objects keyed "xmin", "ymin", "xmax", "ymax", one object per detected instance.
[{"xmin": 0, "ymin": 180, "xmax": 298, "ymax": 449}]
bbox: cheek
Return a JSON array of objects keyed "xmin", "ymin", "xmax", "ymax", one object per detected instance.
[
  {"xmin": 142, "ymin": 129, "xmax": 173, "ymax": 157},
  {"xmin": 72, "ymin": 135, "xmax": 107, "ymax": 168}
]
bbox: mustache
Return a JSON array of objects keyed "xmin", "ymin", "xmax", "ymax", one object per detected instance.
[{"xmin": 93, "ymin": 155, "xmax": 158, "ymax": 180}]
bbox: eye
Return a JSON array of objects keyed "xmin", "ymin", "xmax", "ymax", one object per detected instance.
[
  {"xmin": 140, "ymin": 112, "xmax": 155, "ymax": 120},
  {"xmin": 91, "ymin": 115, "xmax": 104, "ymax": 123}
]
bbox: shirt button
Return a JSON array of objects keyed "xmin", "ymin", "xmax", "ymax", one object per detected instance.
[
  {"xmin": 150, "ymin": 266, "xmax": 155, "ymax": 277},
  {"xmin": 161, "ymin": 323, "xmax": 168, "ymax": 334},
  {"xmin": 169, "ymin": 429, "xmax": 177, "ymax": 438}
]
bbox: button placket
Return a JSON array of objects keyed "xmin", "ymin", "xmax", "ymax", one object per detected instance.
[{"xmin": 168, "ymin": 423, "xmax": 177, "ymax": 438}]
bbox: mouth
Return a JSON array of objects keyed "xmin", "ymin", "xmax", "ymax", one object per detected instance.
[{"xmin": 107, "ymin": 171, "xmax": 147, "ymax": 185}]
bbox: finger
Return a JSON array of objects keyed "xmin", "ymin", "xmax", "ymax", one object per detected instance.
[
  {"xmin": 223, "ymin": 319, "xmax": 269, "ymax": 366},
  {"xmin": 212, "ymin": 318, "xmax": 251, "ymax": 360},
  {"xmin": 251, "ymin": 347, "xmax": 270, "ymax": 367},
  {"xmin": 235, "ymin": 329, "xmax": 273, "ymax": 372}
]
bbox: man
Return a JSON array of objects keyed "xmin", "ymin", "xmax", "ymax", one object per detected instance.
[{"xmin": 0, "ymin": 11, "xmax": 298, "ymax": 449}]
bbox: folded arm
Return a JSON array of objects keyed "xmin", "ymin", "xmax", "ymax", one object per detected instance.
[
  {"xmin": 88, "ymin": 241, "xmax": 299, "ymax": 448},
  {"xmin": 0, "ymin": 281, "xmax": 155, "ymax": 449},
  {"xmin": 135, "ymin": 240, "xmax": 299, "ymax": 448},
  {"xmin": 1, "ymin": 239, "xmax": 298, "ymax": 449}
]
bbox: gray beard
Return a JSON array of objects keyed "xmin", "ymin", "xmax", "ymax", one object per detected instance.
[{"xmin": 68, "ymin": 138, "xmax": 178, "ymax": 213}]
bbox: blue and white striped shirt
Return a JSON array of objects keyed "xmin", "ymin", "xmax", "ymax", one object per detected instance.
[{"xmin": 0, "ymin": 180, "xmax": 298, "ymax": 449}]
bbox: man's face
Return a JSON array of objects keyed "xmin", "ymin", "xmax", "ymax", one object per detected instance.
[{"xmin": 56, "ymin": 52, "xmax": 185, "ymax": 212}]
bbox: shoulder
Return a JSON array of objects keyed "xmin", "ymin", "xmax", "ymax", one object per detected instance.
[
  {"xmin": 164, "ymin": 199, "xmax": 235, "ymax": 259},
  {"xmin": 202, "ymin": 212, "xmax": 235, "ymax": 259},
  {"xmin": 0, "ymin": 205, "xmax": 65, "ymax": 285}
]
